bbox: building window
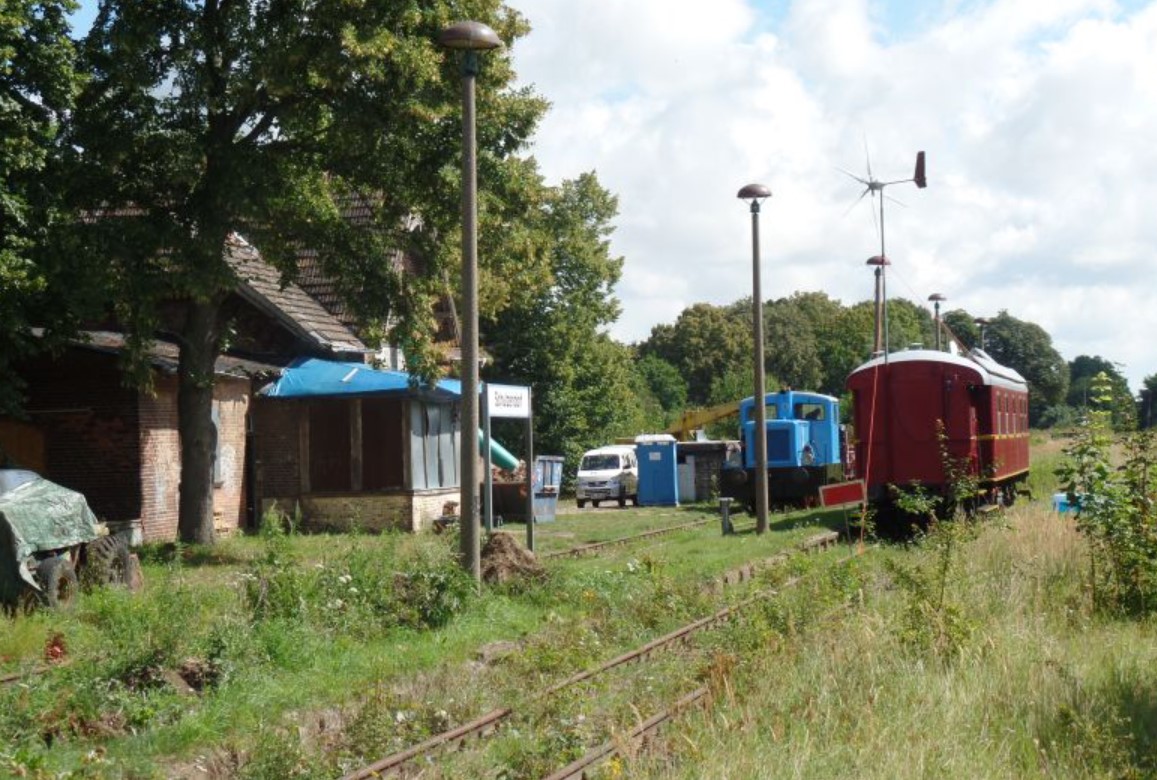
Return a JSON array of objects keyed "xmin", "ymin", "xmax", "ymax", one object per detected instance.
[{"xmin": 410, "ymin": 401, "xmax": 460, "ymax": 490}]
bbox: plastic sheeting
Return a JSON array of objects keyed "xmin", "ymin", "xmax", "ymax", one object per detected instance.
[
  {"xmin": 0, "ymin": 473, "xmax": 99, "ymax": 600},
  {"xmin": 258, "ymin": 357, "xmax": 462, "ymax": 399}
]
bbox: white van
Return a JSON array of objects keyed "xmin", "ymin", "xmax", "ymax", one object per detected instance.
[{"xmin": 575, "ymin": 445, "xmax": 639, "ymax": 508}]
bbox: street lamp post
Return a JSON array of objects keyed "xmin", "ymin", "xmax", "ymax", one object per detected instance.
[
  {"xmin": 928, "ymin": 293, "xmax": 946, "ymax": 351},
  {"xmin": 440, "ymin": 20, "xmax": 501, "ymax": 582},
  {"xmin": 737, "ymin": 183, "xmax": 771, "ymax": 535},
  {"xmin": 974, "ymin": 317, "xmax": 990, "ymax": 351},
  {"xmin": 866, "ymin": 255, "xmax": 891, "ymax": 356}
]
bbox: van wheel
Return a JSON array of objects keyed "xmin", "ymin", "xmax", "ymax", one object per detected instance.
[
  {"xmin": 577, "ymin": 499, "xmax": 586, "ymax": 509},
  {"xmin": 592, "ymin": 500, "xmax": 601, "ymax": 508}
]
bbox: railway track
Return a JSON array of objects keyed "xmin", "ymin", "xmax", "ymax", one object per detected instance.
[
  {"xmin": 542, "ymin": 518, "xmax": 715, "ymax": 560},
  {"xmin": 341, "ymin": 531, "xmax": 857, "ymax": 780}
]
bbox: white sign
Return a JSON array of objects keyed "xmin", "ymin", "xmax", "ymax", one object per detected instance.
[{"xmin": 486, "ymin": 383, "xmax": 531, "ymax": 419}]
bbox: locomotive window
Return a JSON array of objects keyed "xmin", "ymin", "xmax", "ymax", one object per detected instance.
[{"xmin": 794, "ymin": 403, "xmax": 824, "ymax": 421}]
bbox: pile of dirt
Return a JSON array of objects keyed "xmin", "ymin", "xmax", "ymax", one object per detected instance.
[
  {"xmin": 492, "ymin": 460, "xmax": 527, "ymax": 483},
  {"xmin": 480, "ymin": 532, "xmax": 544, "ymax": 585}
]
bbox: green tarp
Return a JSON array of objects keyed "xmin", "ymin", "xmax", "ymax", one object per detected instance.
[{"xmin": 0, "ymin": 473, "xmax": 98, "ymax": 603}]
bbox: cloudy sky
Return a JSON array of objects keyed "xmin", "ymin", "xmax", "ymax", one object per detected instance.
[
  {"xmin": 67, "ymin": 1, "xmax": 1157, "ymax": 389},
  {"xmin": 503, "ymin": 0, "xmax": 1157, "ymax": 391}
]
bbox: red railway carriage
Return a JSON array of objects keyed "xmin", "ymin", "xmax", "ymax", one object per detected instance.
[{"xmin": 846, "ymin": 347, "xmax": 1029, "ymax": 508}]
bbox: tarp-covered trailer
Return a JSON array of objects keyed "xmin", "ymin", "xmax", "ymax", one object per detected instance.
[{"xmin": 0, "ymin": 469, "xmax": 135, "ymax": 610}]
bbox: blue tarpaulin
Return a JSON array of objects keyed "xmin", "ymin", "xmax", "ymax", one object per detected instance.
[{"xmin": 258, "ymin": 357, "xmax": 462, "ymax": 399}]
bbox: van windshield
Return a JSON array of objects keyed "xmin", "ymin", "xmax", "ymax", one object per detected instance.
[{"xmin": 580, "ymin": 454, "xmax": 621, "ymax": 471}]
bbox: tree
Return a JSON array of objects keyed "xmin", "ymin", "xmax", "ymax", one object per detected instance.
[
  {"xmin": 63, "ymin": 1, "xmax": 546, "ymax": 543},
  {"xmin": 634, "ymin": 354, "xmax": 687, "ymax": 427},
  {"xmin": 983, "ymin": 311, "xmax": 1069, "ymax": 426},
  {"xmin": 0, "ymin": 0, "xmax": 84, "ymax": 416},
  {"xmin": 884, "ymin": 298, "xmax": 935, "ymax": 354},
  {"xmin": 482, "ymin": 172, "xmax": 642, "ymax": 475},
  {"xmin": 941, "ymin": 309, "xmax": 978, "ymax": 350},
  {"xmin": 762, "ymin": 299, "xmax": 823, "ymax": 392},
  {"xmin": 1068, "ymin": 355, "xmax": 1135, "ymax": 431},
  {"xmin": 640, "ymin": 303, "xmax": 752, "ymax": 405}
]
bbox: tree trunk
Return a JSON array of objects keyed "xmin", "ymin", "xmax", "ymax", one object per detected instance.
[{"xmin": 177, "ymin": 300, "xmax": 223, "ymax": 545}]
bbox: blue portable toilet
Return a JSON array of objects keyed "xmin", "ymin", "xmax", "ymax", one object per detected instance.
[
  {"xmin": 533, "ymin": 456, "xmax": 564, "ymax": 523},
  {"xmin": 635, "ymin": 434, "xmax": 679, "ymax": 507}
]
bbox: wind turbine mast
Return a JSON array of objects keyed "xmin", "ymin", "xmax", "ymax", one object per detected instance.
[{"xmin": 842, "ymin": 150, "xmax": 927, "ymax": 356}]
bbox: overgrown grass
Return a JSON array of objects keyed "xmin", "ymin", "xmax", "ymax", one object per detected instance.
[
  {"xmin": 0, "ymin": 504, "xmax": 819, "ymax": 777},
  {"xmin": 624, "ymin": 503, "xmax": 1157, "ymax": 779}
]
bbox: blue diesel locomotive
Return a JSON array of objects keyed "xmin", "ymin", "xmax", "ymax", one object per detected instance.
[{"xmin": 720, "ymin": 390, "xmax": 845, "ymax": 511}]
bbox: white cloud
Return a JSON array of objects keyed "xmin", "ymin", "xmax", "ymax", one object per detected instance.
[{"xmin": 505, "ymin": 0, "xmax": 1157, "ymax": 390}]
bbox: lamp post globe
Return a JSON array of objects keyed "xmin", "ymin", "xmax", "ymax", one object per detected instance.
[{"xmin": 928, "ymin": 293, "xmax": 946, "ymax": 351}]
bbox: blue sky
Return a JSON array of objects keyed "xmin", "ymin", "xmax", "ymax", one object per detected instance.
[{"xmin": 64, "ymin": 1, "xmax": 1157, "ymax": 389}]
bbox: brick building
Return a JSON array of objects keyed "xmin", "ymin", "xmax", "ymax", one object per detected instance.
[{"xmin": 1, "ymin": 233, "xmax": 462, "ymax": 541}]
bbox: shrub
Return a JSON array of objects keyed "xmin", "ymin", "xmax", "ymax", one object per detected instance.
[{"xmin": 1056, "ymin": 372, "xmax": 1157, "ymax": 616}]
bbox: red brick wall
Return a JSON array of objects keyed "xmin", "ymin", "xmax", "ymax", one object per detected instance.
[
  {"xmin": 11, "ymin": 349, "xmax": 143, "ymax": 523},
  {"xmin": 138, "ymin": 376, "xmax": 180, "ymax": 542},
  {"xmin": 212, "ymin": 379, "xmax": 249, "ymax": 535},
  {"xmin": 252, "ymin": 398, "xmax": 303, "ymax": 510},
  {"xmin": 138, "ymin": 374, "xmax": 250, "ymax": 542}
]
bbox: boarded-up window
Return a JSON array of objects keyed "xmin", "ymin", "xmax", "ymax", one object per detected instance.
[
  {"xmin": 363, "ymin": 397, "xmax": 404, "ymax": 490},
  {"xmin": 309, "ymin": 400, "xmax": 351, "ymax": 492}
]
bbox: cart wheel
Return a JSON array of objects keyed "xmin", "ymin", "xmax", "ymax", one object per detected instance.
[
  {"xmin": 618, "ymin": 494, "xmax": 627, "ymax": 508},
  {"xmin": 37, "ymin": 557, "xmax": 78, "ymax": 609},
  {"xmin": 576, "ymin": 499, "xmax": 586, "ymax": 509},
  {"xmin": 85, "ymin": 535, "xmax": 132, "ymax": 587}
]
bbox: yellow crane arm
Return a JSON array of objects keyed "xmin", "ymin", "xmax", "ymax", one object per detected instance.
[{"xmin": 666, "ymin": 401, "xmax": 741, "ymax": 441}]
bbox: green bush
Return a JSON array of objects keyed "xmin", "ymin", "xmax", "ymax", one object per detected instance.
[{"xmin": 1056, "ymin": 372, "xmax": 1157, "ymax": 616}]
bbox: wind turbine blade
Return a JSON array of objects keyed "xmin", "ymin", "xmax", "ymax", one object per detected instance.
[
  {"xmin": 863, "ymin": 134, "xmax": 874, "ymax": 183},
  {"xmin": 914, "ymin": 150, "xmax": 927, "ymax": 188},
  {"xmin": 885, "ymin": 194, "xmax": 908, "ymax": 208},
  {"xmin": 836, "ymin": 166, "xmax": 870, "ymax": 186},
  {"xmin": 841, "ymin": 188, "xmax": 871, "ymax": 218}
]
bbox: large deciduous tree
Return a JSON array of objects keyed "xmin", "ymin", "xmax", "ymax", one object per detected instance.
[
  {"xmin": 641, "ymin": 303, "xmax": 752, "ymax": 405},
  {"xmin": 1068, "ymin": 355, "xmax": 1135, "ymax": 431},
  {"xmin": 64, "ymin": 1, "xmax": 545, "ymax": 543},
  {"xmin": 482, "ymin": 172, "xmax": 643, "ymax": 472},
  {"xmin": 982, "ymin": 311, "xmax": 1069, "ymax": 425},
  {"xmin": 0, "ymin": 0, "xmax": 83, "ymax": 418}
]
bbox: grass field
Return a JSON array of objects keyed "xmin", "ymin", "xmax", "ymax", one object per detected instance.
[
  {"xmin": 0, "ymin": 503, "xmax": 837, "ymax": 777},
  {"xmin": 3, "ymin": 436, "xmax": 1155, "ymax": 778}
]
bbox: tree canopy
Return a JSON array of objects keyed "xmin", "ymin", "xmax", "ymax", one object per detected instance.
[
  {"xmin": 56, "ymin": 0, "xmax": 547, "ymax": 542},
  {"xmin": 0, "ymin": 0, "xmax": 84, "ymax": 416}
]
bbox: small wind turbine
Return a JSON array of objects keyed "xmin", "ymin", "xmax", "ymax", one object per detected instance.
[
  {"xmin": 840, "ymin": 149, "xmax": 927, "ymax": 356},
  {"xmin": 840, "ymin": 149, "xmax": 926, "ymax": 259}
]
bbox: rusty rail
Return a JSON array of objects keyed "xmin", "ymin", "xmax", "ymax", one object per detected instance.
[
  {"xmin": 541, "ymin": 687, "xmax": 712, "ymax": 780},
  {"xmin": 341, "ymin": 536, "xmax": 862, "ymax": 779}
]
